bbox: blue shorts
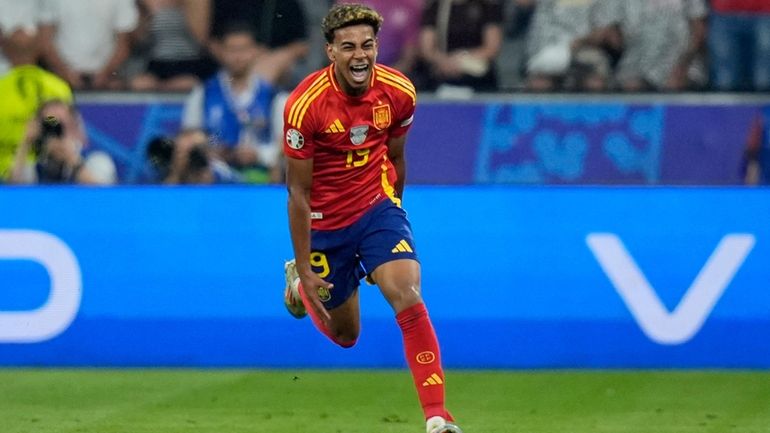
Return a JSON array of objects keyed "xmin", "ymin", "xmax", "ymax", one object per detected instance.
[{"xmin": 310, "ymin": 199, "xmax": 418, "ymax": 310}]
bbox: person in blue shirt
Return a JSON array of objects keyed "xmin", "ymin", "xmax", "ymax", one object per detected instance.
[{"xmin": 182, "ymin": 21, "xmax": 281, "ymax": 184}]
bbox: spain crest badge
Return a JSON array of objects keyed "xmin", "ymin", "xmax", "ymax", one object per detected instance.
[{"xmin": 373, "ymin": 104, "xmax": 391, "ymax": 130}]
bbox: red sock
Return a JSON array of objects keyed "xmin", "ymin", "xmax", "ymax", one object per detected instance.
[
  {"xmin": 396, "ymin": 302, "xmax": 453, "ymax": 421},
  {"xmin": 297, "ymin": 282, "xmax": 356, "ymax": 348}
]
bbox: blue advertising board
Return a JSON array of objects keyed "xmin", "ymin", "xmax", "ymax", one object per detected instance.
[{"xmin": 0, "ymin": 186, "xmax": 768, "ymax": 368}]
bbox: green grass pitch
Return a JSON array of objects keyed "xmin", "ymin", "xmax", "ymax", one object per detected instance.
[{"xmin": 1, "ymin": 369, "xmax": 768, "ymax": 433}]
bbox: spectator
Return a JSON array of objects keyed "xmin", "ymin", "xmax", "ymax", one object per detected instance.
[
  {"xmin": 211, "ymin": 0, "xmax": 309, "ymax": 87},
  {"xmin": 523, "ymin": 0, "xmax": 616, "ymax": 92},
  {"xmin": 39, "ymin": 0, "xmax": 139, "ymax": 90},
  {"xmin": 0, "ymin": 23, "xmax": 72, "ymax": 182},
  {"xmin": 608, "ymin": 0, "xmax": 708, "ymax": 92},
  {"xmin": 293, "ymin": 0, "xmax": 334, "ymax": 82},
  {"xmin": 338, "ymin": 0, "xmax": 423, "ymax": 74},
  {"xmin": 11, "ymin": 100, "xmax": 117, "ymax": 185},
  {"xmin": 417, "ymin": 0, "xmax": 504, "ymax": 93},
  {"xmin": 181, "ymin": 23, "xmax": 282, "ymax": 184},
  {"xmin": 494, "ymin": 0, "xmax": 535, "ymax": 90},
  {"xmin": 743, "ymin": 108, "xmax": 770, "ymax": 185},
  {"xmin": 146, "ymin": 129, "xmax": 241, "ymax": 184},
  {"xmin": 0, "ymin": 0, "xmax": 42, "ymax": 76},
  {"xmin": 709, "ymin": 0, "xmax": 770, "ymax": 92},
  {"xmin": 506, "ymin": 0, "xmax": 535, "ymax": 40},
  {"xmin": 129, "ymin": 0, "xmax": 217, "ymax": 92}
]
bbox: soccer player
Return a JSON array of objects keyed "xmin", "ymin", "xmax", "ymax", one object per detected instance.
[{"xmin": 281, "ymin": 4, "xmax": 463, "ymax": 433}]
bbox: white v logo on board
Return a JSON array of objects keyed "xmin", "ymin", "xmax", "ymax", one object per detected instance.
[{"xmin": 586, "ymin": 233, "xmax": 755, "ymax": 345}]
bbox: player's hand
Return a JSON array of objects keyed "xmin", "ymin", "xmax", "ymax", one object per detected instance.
[{"xmin": 298, "ymin": 271, "xmax": 333, "ymax": 323}]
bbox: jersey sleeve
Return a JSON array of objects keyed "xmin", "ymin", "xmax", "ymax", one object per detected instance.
[
  {"xmin": 387, "ymin": 75, "xmax": 417, "ymax": 138},
  {"xmin": 282, "ymin": 89, "xmax": 316, "ymax": 160},
  {"xmin": 388, "ymin": 99, "xmax": 415, "ymax": 138}
]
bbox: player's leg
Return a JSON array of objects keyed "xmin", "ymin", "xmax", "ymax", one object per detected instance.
[
  {"xmin": 284, "ymin": 226, "xmax": 364, "ymax": 348},
  {"xmin": 285, "ymin": 258, "xmax": 362, "ymax": 347},
  {"xmin": 359, "ymin": 201, "xmax": 460, "ymax": 432},
  {"xmin": 297, "ymin": 280, "xmax": 361, "ymax": 347},
  {"xmin": 371, "ymin": 260, "xmax": 455, "ymax": 422}
]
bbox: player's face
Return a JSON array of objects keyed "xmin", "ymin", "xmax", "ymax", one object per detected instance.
[{"xmin": 327, "ymin": 24, "xmax": 378, "ymax": 96}]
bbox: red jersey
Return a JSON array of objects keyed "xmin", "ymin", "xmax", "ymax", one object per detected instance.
[
  {"xmin": 712, "ymin": 0, "xmax": 770, "ymax": 13},
  {"xmin": 283, "ymin": 63, "xmax": 416, "ymax": 230}
]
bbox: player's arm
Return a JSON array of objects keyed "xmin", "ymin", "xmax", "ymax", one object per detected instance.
[
  {"xmin": 387, "ymin": 134, "xmax": 408, "ymax": 201},
  {"xmin": 286, "ymin": 156, "xmax": 313, "ymax": 271},
  {"xmin": 286, "ymin": 156, "xmax": 332, "ymax": 321}
]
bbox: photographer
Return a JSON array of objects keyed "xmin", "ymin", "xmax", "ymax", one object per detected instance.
[
  {"xmin": 10, "ymin": 100, "xmax": 116, "ymax": 185},
  {"xmin": 0, "ymin": 16, "xmax": 74, "ymax": 182},
  {"xmin": 146, "ymin": 128, "xmax": 241, "ymax": 185}
]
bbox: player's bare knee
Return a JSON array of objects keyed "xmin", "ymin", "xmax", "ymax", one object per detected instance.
[
  {"xmin": 384, "ymin": 284, "xmax": 423, "ymax": 313},
  {"xmin": 332, "ymin": 329, "xmax": 360, "ymax": 348}
]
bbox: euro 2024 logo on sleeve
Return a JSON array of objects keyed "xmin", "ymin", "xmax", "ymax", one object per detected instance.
[
  {"xmin": 0, "ymin": 230, "xmax": 82, "ymax": 343},
  {"xmin": 286, "ymin": 129, "xmax": 305, "ymax": 150}
]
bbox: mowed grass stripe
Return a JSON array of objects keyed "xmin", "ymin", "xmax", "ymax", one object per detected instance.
[{"xmin": 0, "ymin": 370, "xmax": 768, "ymax": 433}]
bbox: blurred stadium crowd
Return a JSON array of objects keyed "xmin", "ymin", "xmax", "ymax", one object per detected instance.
[{"xmin": 0, "ymin": 0, "xmax": 768, "ymax": 185}]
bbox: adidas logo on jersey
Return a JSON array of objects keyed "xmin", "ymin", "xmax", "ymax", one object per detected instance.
[
  {"xmin": 324, "ymin": 119, "xmax": 345, "ymax": 133},
  {"xmin": 422, "ymin": 373, "xmax": 444, "ymax": 387},
  {"xmin": 392, "ymin": 239, "xmax": 413, "ymax": 254}
]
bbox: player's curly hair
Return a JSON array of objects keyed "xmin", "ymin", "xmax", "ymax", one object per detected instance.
[{"xmin": 322, "ymin": 3, "xmax": 383, "ymax": 43}]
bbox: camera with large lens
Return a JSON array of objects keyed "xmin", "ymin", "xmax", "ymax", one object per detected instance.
[
  {"xmin": 145, "ymin": 135, "xmax": 211, "ymax": 183},
  {"xmin": 34, "ymin": 115, "xmax": 76, "ymax": 183},
  {"xmin": 187, "ymin": 144, "xmax": 210, "ymax": 172},
  {"xmin": 33, "ymin": 116, "xmax": 65, "ymax": 156},
  {"xmin": 146, "ymin": 135, "xmax": 176, "ymax": 178}
]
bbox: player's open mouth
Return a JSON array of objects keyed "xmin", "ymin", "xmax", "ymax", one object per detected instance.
[{"xmin": 350, "ymin": 64, "xmax": 369, "ymax": 83}]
